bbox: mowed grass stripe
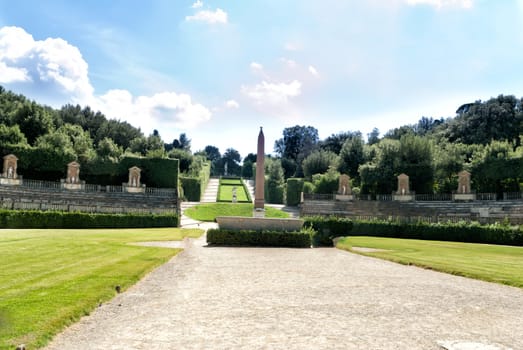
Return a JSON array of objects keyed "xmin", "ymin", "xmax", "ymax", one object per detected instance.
[
  {"xmin": 184, "ymin": 203, "xmax": 289, "ymax": 222},
  {"xmin": 337, "ymin": 236, "xmax": 523, "ymax": 288},
  {"xmin": 0, "ymin": 228, "xmax": 203, "ymax": 350}
]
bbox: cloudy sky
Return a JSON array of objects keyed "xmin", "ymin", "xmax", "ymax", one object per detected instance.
[{"xmin": 1, "ymin": 0, "xmax": 523, "ymax": 157}]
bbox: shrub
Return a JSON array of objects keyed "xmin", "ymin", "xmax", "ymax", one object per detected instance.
[
  {"xmin": 180, "ymin": 177, "xmax": 201, "ymax": 201},
  {"xmin": 286, "ymin": 178, "xmax": 304, "ymax": 206},
  {"xmin": 207, "ymin": 228, "xmax": 311, "ymax": 248},
  {"xmin": 303, "ymin": 216, "xmax": 354, "ymax": 247},
  {"xmin": 0, "ymin": 210, "xmax": 178, "ymax": 228}
]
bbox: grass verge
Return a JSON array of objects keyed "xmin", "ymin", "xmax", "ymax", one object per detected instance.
[
  {"xmin": 217, "ymin": 178, "xmax": 251, "ymax": 202},
  {"xmin": 0, "ymin": 227, "xmax": 203, "ymax": 350},
  {"xmin": 184, "ymin": 203, "xmax": 289, "ymax": 222},
  {"xmin": 337, "ymin": 236, "xmax": 523, "ymax": 288}
]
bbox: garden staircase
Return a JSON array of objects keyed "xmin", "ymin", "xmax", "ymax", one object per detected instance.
[{"xmin": 201, "ymin": 178, "xmax": 219, "ymax": 203}]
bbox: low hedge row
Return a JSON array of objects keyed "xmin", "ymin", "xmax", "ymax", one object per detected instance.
[
  {"xmin": 303, "ymin": 216, "xmax": 354, "ymax": 247},
  {"xmin": 0, "ymin": 210, "xmax": 179, "ymax": 228},
  {"xmin": 207, "ymin": 228, "xmax": 311, "ymax": 248},
  {"xmin": 351, "ymin": 219, "xmax": 523, "ymax": 246}
]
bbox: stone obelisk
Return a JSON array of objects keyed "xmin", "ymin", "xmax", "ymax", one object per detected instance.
[{"xmin": 254, "ymin": 127, "xmax": 265, "ymax": 216}]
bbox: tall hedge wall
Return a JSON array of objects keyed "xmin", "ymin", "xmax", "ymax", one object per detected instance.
[{"xmin": 0, "ymin": 146, "xmax": 180, "ymax": 189}]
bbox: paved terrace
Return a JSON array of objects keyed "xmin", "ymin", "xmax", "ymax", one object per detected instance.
[{"xmin": 45, "ymin": 234, "xmax": 523, "ymax": 350}]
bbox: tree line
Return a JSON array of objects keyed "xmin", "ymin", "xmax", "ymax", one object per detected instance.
[{"xmin": 1, "ymin": 85, "xmax": 522, "ymax": 197}]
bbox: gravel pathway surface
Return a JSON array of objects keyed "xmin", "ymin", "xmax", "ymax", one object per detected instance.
[{"xmin": 44, "ymin": 235, "xmax": 523, "ymax": 350}]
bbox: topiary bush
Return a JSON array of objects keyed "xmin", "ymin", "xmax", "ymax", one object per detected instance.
[
  {"xmin": 303, "ymin": 216, "xmax": 354, "ymax": 247},
  {"xmin": 207, "ymin": 228, "xmax": 312, "ymax": 248}
]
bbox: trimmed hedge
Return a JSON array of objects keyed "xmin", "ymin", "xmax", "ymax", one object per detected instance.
[
  {"xmin": 350, "ymin": 219, "xmax": 523, "ymax": 246},
  {"xmin": 286, "ymin": 178, "xmax": 304, "ymax": 206},
  {"xmin": 207, "ymin": 228, "xmax": 312, "ymax": 248},
  {"xmin": 180, "ymin": 177, "xmax": 201, "ymax": 201},
  {"xmin": 303, "ymin": 216, "xmax": 354, "ymax": 247},
  {"xmin": 180, "ymin": 162, "xmax": 211, "ymax": 201},
  {"xmin": 0, "ymin": 210, "xmax": 178, "ymax": 228}
]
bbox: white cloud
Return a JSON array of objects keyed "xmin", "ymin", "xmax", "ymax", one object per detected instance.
[
  {"xmin": 405, "ymin": 0, "xmax": 473, "ymax": 9},
  {"xmin": 0, "ymin": 25, "xmax": 213, "ymax": 137},
  {"xmin": 225, "ymin": 99, "xmax": 240, "ymax": 109},
  {"xmin": 97, "ymin": 90, "xmax": 211, "ymax": 131},
  {"xmin": 308, "ymin": 65, "xmax": 319, "ymax": 77},
  {"xmin": 191, "ymin": 0, "xmax": 203, "ymax": 9},
  {"xmin": 185, "ymin": 8, "xmax": 228, "ymax": 24},
  {"xmin": 241, "ymin": 80, "xmax": 302, "ymax": 106},
  {"xmin": 0, "ymin": 26, "xmax": 93, "ymax": 101},
  {"xmin": 250, "ymin": 61, "xmax": 263, "ymax": 71},
  {"xmin": 0, "ymin": 62, "xmax": 30, "ymax": 83}
]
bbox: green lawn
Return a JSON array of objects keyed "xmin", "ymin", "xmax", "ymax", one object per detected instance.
[
  {"xmin": 337, "ymin": 236, "xmax": 523, "ymax": 288},
  {"xmin": 218, "ymin": 178, "xmax": 250, "ymax": 202},
  {"xmin": 184, "ymin": 203, "xmax": 290, "ymax": 222},
  {"xmin": 0, "ymin": 228, "xmax": 203, "ymax": 350}
]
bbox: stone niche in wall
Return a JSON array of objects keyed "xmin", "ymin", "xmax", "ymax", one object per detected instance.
[{"xmin": 0, "ymin": 154, "xmax": 22, "ymax": 186}]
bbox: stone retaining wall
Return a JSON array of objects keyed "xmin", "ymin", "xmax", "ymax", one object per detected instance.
[{"xmin": 300, "ymin": 199, "xmax": 523, "ymax": 224}]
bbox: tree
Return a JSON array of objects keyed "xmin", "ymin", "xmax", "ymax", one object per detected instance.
[
  {"xmin": 146, "ymin": 132, "xmax": 165, "ymax": 158},
  {"xmin": 14, "ymin": 101, "xmax": 55, "ymax": 145},
  {"xmin": 397, "ymin": 135, "xmax": 434, "ymax": 194},
  {"xmin": 96, "ymin": 119, "xmax": 143, "ymax": 150},
  {"xmin": 265, "ymin": 158, "xmax": 285, "ymax": 204},
  {"xmin": 96, "ymin": 137, "xmax": 123, "ymax": 161},
  {"xmin": 56, "ymin": 124, "xmax": 96, "ymax": 162},
  {"xmin": 367, "ymin": 128, "xmax": 380, "ymax": 145},
  {"xmin": 171, "ymin": 133, "xmax": 191, "ymax": 151},
  {"xmin": 302, "ymin": 150, "xmax": 339, "ymax": 179},
  {"xmin": 274, "ymin": 125, "xmax": 319, "ymax": 177},
  {"xmin": 128, "ymin": 136, "xmax": 148, "ymax": 155},
  {"xmin": 312, "ymin": 166, "xmax": 339, "ymax": 194},
  {"xmin": 274, "ymin": 125, "xmax": 319, "ymax": 161},
  {"xmin": 168, "ymin": 148, "xmax": 193, "ymax": 173},
  {"xmin": 0, "ymin": 124, "xmax": 28, "ymax": 148},
  {"xmin": 320, "ymin": 131, "xmax": 362, "ymax": 154},
  {"xmin": 338, "ymin": 135, "xmax": 365, "ymax": 181},
  {"xmin": 203, "ymin": 145, "xmax": 222, "ymax": 176},
  {"xmin": 447, "ymin": 95, "xmax": 523, "ymax": 146},
  {"xmin": 222, "ymin": 148, "xmax": 242, "ymax": 176},
  {"xmin": 359, "ymin": 139, "xmax": 400, "ymax": 195},
  {"xmin": 243, "ymin": 153, "xmax": 257, "ymax": 163}
]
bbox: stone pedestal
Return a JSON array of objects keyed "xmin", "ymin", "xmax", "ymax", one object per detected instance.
[
  {"xmin": 124, "ymin": 184, "xmax": 146, "ymax": 193},
  {"xmin": 253, "ymin": 208, "xmax": 265, "ymax": 218},
  {"xmin": 62, "ymin": 182, "xmax": 85, "ymax": 191},
  {"xmin": 393, "ymin": 194, "xmax": 414, "ymax": 202},
  {"xmin": 0, "ymin": 177, "xmax": 22, "ymax": 186},
  {"xmin": 453, "ymin": 193, "xmax": 476, "ymax": 201},
  {"xmin": 335, "ymin": 194, "xmax": 354, "ymax": 201}
]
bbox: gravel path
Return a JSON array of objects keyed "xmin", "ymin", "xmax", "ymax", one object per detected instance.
[{"xmin": 44, "ymin": 235, "xmax": 523, "ymax": 350}]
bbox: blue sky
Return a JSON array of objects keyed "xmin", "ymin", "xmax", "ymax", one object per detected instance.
[{"xmin": 1, "ymin": 0, "xmax": 523, "ymax": 158}]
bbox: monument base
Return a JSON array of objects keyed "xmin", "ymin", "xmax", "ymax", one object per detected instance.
[
  {"xmin": 0, "ymin": 178, "xmax": 22, "ymax": 186},
  {"xmin": 335, "ymin": 194, "xmax": 354, "ymax": 201},
  {"xmin": 124, "ymin": 185, "xmax": 146, "ymax": 193},
  {"xmin": 253, "ymin": 208, "xmax": 265, "ymax": 218},
  {"xmin": 62, "ymin": 183, "xmax": 85, "ymax": 191},
  {"xmin": 393, "ymin": 194, "xmax": 414, "ymax": 202},
  {"xmin": 453, "ymin": 193, "xmax": 476, "ymax": 201}
]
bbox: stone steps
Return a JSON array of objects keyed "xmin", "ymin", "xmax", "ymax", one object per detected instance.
[{"xmin": 200, "ymin": 178, "xmax": 219, "ymax": 203}]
